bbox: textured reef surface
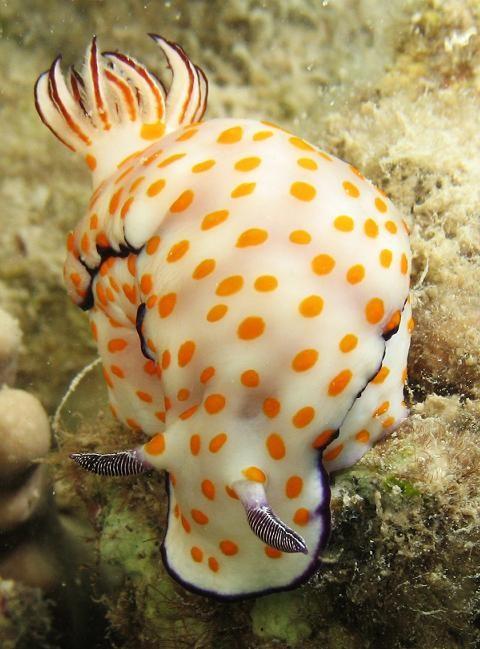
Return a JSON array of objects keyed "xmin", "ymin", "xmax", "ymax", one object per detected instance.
[{"xmin": 1, "ymin": 0, "xmax": 479, "ymax": 647}]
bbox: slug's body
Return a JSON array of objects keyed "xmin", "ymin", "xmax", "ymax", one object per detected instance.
[{"xmin": 35, "ymin": 36, "xmax": 412, "ymax": 599}]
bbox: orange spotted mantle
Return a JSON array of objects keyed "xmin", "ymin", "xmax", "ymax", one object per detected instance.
[{"xmin": 35, "ymin": 35, "xmax": 412, "ymax": 600}]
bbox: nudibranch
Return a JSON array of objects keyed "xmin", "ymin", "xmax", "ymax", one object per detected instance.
[{"xmin": 35, "ymin": 35, "xmax": 412, "ymax": 600}]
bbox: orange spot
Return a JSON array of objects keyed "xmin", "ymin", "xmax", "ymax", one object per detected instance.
[
  {"xmin": 170, "ymin": 189, "xmax": 194, "ymax": 213},
  {"xmin": 289, "ymin": 230, "xmax": 311, "ymax": 244},
  {"xmin": 167, "ymin": 240, "xmax": 190, "ymax": 262},
  {"xmin": 201, "ymin": 209, "xmax": 229, "ymax": 230},
  {"xmin": 372, "ymin": 366, "xmax": 390, "ymax": 384},
  {"xmin": 208, "ymin": 557, "xmax": 219, "ymax": 572},
  {"xmin": 130, "ymin": 176, "xmax": 145, "ymax": 193},
  {"xmin": 292, "ymin": 406, "xmax": 315, "ymax": 428},
  {"xmin": 299, "ymin": 295, "xmax": 324, "ymax": 317},
  {"xmin": 109, "ymin": 188, "xmax": 123, "ymax": 215},
  {"xmin": 136, "ymin": 390, "xmax": 153, "ymax": 403},
  {"xmin": 346, "ymin": 264, "xmax": 365, "ymax": 284},
  {"xmin": 225, "ymin": 485, "xmax": 239, "ymax": 499},
  {"xmin": 400, "ymin": 253, "xmax": 408, "ymax": 274},
  {"xmin": 209, "ymin": 433, "xmax": 227, "ymax": 453},
  {"xmin": 111, "ymin": 364, "xmax": 125, "ymax": 378},
  {"xmin": 219, "ymin": 540, "xmax": 238, "ymax": 556},
  {"xmin": 324, "ymin": 444, "xmax": 344, "ymax": 462},
  {"xmin": 380, "ymin": 249, "xmax": 393, "ymax": 268},
  {"xmin": 190, "ymin": 434, "xmax": 201, "ymax": 456},
  {"xmin": 241, "ymin": 369, "xmax": 260, "ymax": 387},
  {"xmin": 290, "ymin": 181, "xmax": 316, "ymax": 201},
  {"xmin": 297, "ymin": 157, "xmax": 318, "ymax": 170},
  {"xmin": 180, "ymin": 405, "xmax": 198, "ymax": 420},
  {"xmin": 254, "ymin": 275, "xmax": 278, "ymax": 292},
  {"xmin": 334, "ymin": 215, "xmax": 354, "ymax": 232},
  {"xmin": 140, "ymin": 121, "xmax": 165, "ymax": 140},
  {"xmin": 408, "ymin": 317, "xmax": 415, "ymax": 334},
  {"xmin": 146, "ymin": 179, "xmax": 166, "ymax": 197},
  {"xmin": 339, "ymin": 333, "xmax": 358, "ymax": 353},
  {"xmin": 143, "ymin": 360, "xmax": 158, "ymax": 376},
  {"xmin": 161, "ymin": 350, "xmax": 171, "ymax": 369},
  {"xmin": 146, "ymin": 236, "xmax": 161, "ymax": 255},
  {"xmin": 102, "ymin": 367, "xmax": 113, "ymax": 388},
  {"xmin": 120, "ymin": 196, "xmax": 134, "ymax": 220},
  {"xmin": 266, "ymin": 433, "xmax": 286, "ymax": 460},
  {"xmin": 193, "ymin": 258, "xmax": 216, "ymax": 279},
  {"xmin": 207, "ymin": 304, "xmax": 228, "ymax": 322},
  {"xmin": 192, "ymin": 159, "xmax": 216, "ymax": 173},
  {"xmin": 217, "ymin": 126, "xmax": 243, "ymax": 143},
  {"xmin": 216, "ymin": 275, "xmax": 243, "ymax": 296},
  {"xmin": 289, "ymin": 136, "xmax": 314, "ymax": 151},
  {"xmin": 181, "ymin": 515, "xmax": 191, "ymax": 533},
  {"xmin": 263, "ymin": 398, "xmax": 280, "ymax": 418},
  {"xmin": 123, "ymin": 284, "xmax": 136, "ymax": 304},
  {"xmin": 191, "ymin": 546, "xmax": 203, "ymax": 562},
  {"xmin": 231, "ymin": 182, "xmax": 256, "ymax": 198},
  {"xmin": 145, "ymin": 433, "xmax": 165, "ymax": 455},
  {"xmin": 234, "ymin": 156, "xmax": 261, "ymax": 171},
  {"xmin": 201, "ymin": 480, "xmax": 215, "ymax": 500},
  {"xmin": 242, "ymin": 466, "xmax": 266, "ymax": 483},
  {"xmin": 70, "ymin": 272, "xmax": 81, "ymax": 287},
  {"xmin": 108, "ymin": 338, "xmax": 127, "ymax": 353},
  {"xmin": 253, "ymin": 130, "xmax": 273, "ymax": 140},
  {"xmin": 158, "ymin": 293, "xmax": 176, "ymax": 318},
  {"xmin": 292, "ymin": 349, "xmax": 319, "ymax": 372},
  {"xmin": 178, "ymin": 340, "xmax": 196, "ymax": 367},
  {"xmin": 355, "ymin": 429, "xmax": 370, "ymax": 443},
  {"xmin": 204, "ymin": 394, "xmax": 226, "ymax": 414},
  {"xmin": 158, "ymin": 153, "xmax": 186, "ymax": 168},
  {"xmin": 293, "ymin": 508, "xmax": 310, "ymax": 526},
  {"xmin": 350, "ymin": 165, "xmax": 365, "ymax": 180},
  {"xmin": 237, "ymin": 316, "xmax": 265, "ymax": 340},
  {"xmin": 177, "ymin": 388, "xmax": 190, "ymax": 401},
  {"xmin": 96, "ymin": 232, "xmax": 109, "ymax": 248},
  {"xmin": 265, "ymin": 546, "xmax": 282, "ymax": 559},
  {"xmin": 191, "ymin": 509, "xmax": 209, "ymax": 525},
  {"xmin": 81, "ymin": 233, "xmax": 90, "ymax": 254},
  {"xmin": 366, "ymin": 298, "xmax": 385, "ymax": 324},
  {"xmin": 89, "ymin": 213, "xmax": 99, "ymax": 230},
  {"xmin": 364, "ymin": 218, "xmax": 379, "ymax": 238},
  {"xmin": 385, "ymin": 222, "xmax": 398, "ymax": 237},
  {"xmin": 127, "ymin": 255, "xmax": 136, "ymax": 276},
  {"xmin": 96, "ymin": 284, "xmax": 108, "ymax": 307},
  {"xmin": 85, "ymin": 154, "xmax": 97, "ymax": 170},
  {"xmin": 312, "ymin": 429, "xmax": 335, "ymax": 449},
  {"xmin": 66, "ymin": 232, "xmax": 75, "ymax": 252},
  {"xmin": 382, "ymin": 416, "xmax": 395, "ymax": 428},
  {"xmin": 176, "ymin": 128, "xmax": 197, "ymax": 141},
  {"xmin": 375, "ymin": 197, "xmax": 388, "ymax": 213},
  {"xmin": 318, "ymin": 151, "xmax": 332, "ymax": 161},
  {"xmin": 126, "ymin": 418, "xmax": 141, "ymax": 431},
  {"xmin": 286, "ymin": 476, "xmax": 303, "ymax": 499},
  {"xmin": 140, "ymin": 274, "xmax": 153, "ymax": 295},
  {"xmin": 236, "ymin": 228, "xmax": 268, "ymax": 247},
  {"xmin": 342, "ymin": 181, "xmax": 360, "ymax": 198},
  {"xmin": 200, "ymin": 366, "xmax": 215, "ymax": 384},
  {"xmin": 311, "ymin": 254, "xmax": 335, "ymax": 275},
  {"xmin": 373, "ymin": 401, "xmax": 390, "ymax": 417},
  {"xmin": 328, "ymin": 369, "xmax": 352, "ymax": 396}
]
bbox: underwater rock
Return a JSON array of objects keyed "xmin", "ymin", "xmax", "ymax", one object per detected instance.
[
  {"xmin": 0, "ymin": 387, "xmax": 51, "ymax": 484},
  {"xmin": 0, "ymin": 578, "xmax": 53, "ymax": 649},
  {"xmin": 0, "ymin": 308, "xmax": 22, "ymax": 387}
]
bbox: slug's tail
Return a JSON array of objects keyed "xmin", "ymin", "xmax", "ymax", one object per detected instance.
[{"xmin": 34, "ymin": 34, "xmax": 208, "ymax": 181}]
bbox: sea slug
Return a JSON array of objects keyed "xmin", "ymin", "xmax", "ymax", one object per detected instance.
[{"xmin": 35, "ymin": 35, "xmax": 412, "ymax": 599}]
